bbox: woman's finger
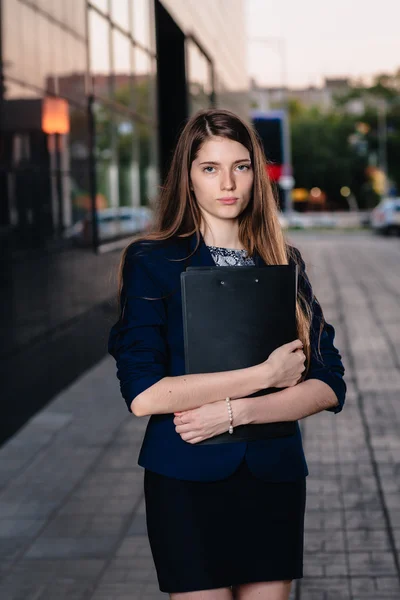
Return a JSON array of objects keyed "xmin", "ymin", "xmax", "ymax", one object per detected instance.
[
  {"xmin": 181, "ymin": 431, "xmax": 199, "ymax": 442},
  {"xmin": 175, "ymin": 424, "xmax": 193, "ymax": 433},
  {"xmin": 173, "ymin": 414, "xmax": 188, "ymax": 425}
]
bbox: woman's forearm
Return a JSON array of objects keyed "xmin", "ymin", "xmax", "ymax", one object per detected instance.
[
  {"xmin": 132, "ymin": 364, "xmax": 269, "ymax": 416},
  {"xmin": 233, "ymin": 379, "xmax": 339, "ymax": 425}
]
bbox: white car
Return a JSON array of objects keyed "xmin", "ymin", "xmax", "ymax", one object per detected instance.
[
  {"xmin": 370, "ymin": 197, "xmax": 400, "ymax": 236},
  {"xmin": 65, "ymin": 206, "xmax": 154, "ymax": 243}
]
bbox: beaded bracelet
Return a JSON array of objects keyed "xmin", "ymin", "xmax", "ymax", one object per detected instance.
[{"xmin": 226, "ymin": 397, "xmax": 234, "ymax": 434}]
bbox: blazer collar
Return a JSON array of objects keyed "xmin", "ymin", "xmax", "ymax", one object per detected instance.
[{"xmin": 187, "ymin": 230, "xmax": 265, "ymax": 268}]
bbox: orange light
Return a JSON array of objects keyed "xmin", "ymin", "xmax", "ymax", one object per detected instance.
[
  {"xmin": 292, "ymin": 188, "xmax": 308, "ymax": 202},
  {"xmin": 42, "ymin": 97, "xmax": 70, "ymax": 134}
]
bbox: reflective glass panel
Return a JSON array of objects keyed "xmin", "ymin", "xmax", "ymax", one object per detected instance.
[
  {"xmin": 67, "ymin": 105, "xmax": 91, "ymax": 236},
  {"xmin": 93, "ymin": 101, "xmax": 113, "ymax": 212},
  {"xmin": 115, "ymin": 114, "xmax": 134, "ymax": 208},
  {"xmin": 89, "ymin": 10, "xmax": 111, "ymax": 98},
  {"xmin": 2, "ymin": 0, "xmax": 24, "ymax": 83},
  {"xmin": 186, "ymin": 39, "xmax": 213, "ymax": 115},
  {"xmin": 64, "ymin": 0, "xmax": 86, "ymax": 37},
  {"xmin": 20, "ymin": 3, "xmax": 39, "ymax": 88},
  {"xmin": 137, "ymin": 123, "xmax": 158, "ymax": 206},
  {"xmin": 90, "ymin": 0, "xmax": 108, "ymax": 14},
  {"xmin": 60, "ymin": 35, "xmax": 87, "ymax": 105},
  {"xmin": 132, "ymin": 0, "xmax": 151, "ymax": 50},
  {"xmin": 112, "ymin": 29, "xmax": 132, "ymax": 107},
  {"xmin": 133, "ymin": 46, "xmax": 152, "ymax": 118},
  {"xmin": 110, "ymin": 0, "xmax": 130, "ymax": 31},
  {"xmin": 35, "ymin": 0, "xmax": 69, "ymax": 23},
  {"xmin": 37, "ymin": 13, "xmax": 53, "ymax": 93}
]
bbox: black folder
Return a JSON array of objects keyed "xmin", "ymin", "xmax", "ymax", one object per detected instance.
[{"xmin": 180, "ymin": 265, "xmax": 298, "ymax": 444}]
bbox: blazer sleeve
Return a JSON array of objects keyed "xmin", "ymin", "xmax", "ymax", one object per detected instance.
[
  {"xmin": 292, "ymin": 247, "xmax": 346, "ymax": 414},
  {"xmin": 108, "ymin": 243, "xmax": 169, "ymax": 412}
]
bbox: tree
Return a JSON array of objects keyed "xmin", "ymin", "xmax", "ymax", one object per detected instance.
[
  {"xmin": 291, "ymin": 106, "xmax": 367, "ymax": 209},
  {"xmin": 290, "ymin": 68, "xmax": 400, "ymax": 210}
]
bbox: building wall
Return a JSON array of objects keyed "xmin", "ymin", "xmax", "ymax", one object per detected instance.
[
  {"xmin": 1, "ymin": 0, "xmax": 90, "ymax": 242},
  {"xmin": 1, "ymin": 0, "xmax": 250, "ymax": 249},
  {"xmin": 251, "ymin": 77, "xmax": 352, "ymax": 114},
  {"xmin": 0, "ymin": 0, "xmax": 250, "ymax": 444},
  {"xmin": 162, "ymin": 0, "xmax": 249, "ymax": 118}
]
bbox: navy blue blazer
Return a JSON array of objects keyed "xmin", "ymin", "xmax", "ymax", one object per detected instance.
[{"xmin": 108, "ymin": 231, "xmax": 346, "ymax": 482}]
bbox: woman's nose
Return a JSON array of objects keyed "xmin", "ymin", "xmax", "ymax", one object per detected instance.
[{"xmin": 221, "ymin": 170, "xmax": 236, "ymax": 190}]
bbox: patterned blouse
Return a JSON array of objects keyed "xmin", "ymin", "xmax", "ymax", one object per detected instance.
[{"xmin": 206, "ymin": 245, "xmax": 255, "ymax": 267}]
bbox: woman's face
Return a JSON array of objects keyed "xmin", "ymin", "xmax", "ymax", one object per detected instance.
[{"xmin": 190, "ymin": 136, "xmax": 254, "ymax": 224}]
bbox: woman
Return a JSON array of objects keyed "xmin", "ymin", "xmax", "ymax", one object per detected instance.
[{"xmin": 108, "ymin": 108, "xmax": 346, "ymax": 600}]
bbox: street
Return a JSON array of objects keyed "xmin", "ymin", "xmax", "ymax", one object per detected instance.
[{"xmin": 0, "ymin": 231, "xmax": 400, "ymax": 599}]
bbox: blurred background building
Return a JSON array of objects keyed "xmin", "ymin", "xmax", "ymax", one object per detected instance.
[
  {"xmin": 0, "ymin": 0, "xmax": 249, "ymax": 254},
  {"xmin": 251, "ymin": 77, "xmax": 351, "ymax": 114},
  {"xmin": 0, "ymin": 0, "xmax": 249, "ymax": 444}
]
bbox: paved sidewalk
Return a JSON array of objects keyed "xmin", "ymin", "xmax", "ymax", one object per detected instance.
[{"xmin": 1, "ymin": 232, "xmax": 400, "ymax": 599}]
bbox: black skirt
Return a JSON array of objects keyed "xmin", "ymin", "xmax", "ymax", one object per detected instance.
[{"xmin": 144, "ymin": 457, "xmax": 307, "ymax": 594}]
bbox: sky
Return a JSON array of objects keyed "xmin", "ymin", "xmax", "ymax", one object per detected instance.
[{"xmin": 246, "ymin": 0, "xmax": 400, "ymax": 89}]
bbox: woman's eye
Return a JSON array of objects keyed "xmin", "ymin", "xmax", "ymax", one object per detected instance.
[{"xmin": 202, "ymin": 164, "xmax": 250, "ymax": 173}]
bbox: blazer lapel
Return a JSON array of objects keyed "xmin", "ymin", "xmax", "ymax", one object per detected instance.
[{"xmin": 187, "ymin": 231, "xmax": 216, "ymax": 268}]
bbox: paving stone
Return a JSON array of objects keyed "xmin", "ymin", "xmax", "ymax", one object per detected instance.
[
  {"xmin": 0, "ymin": 559, "xmax": 105, "ymax": 599},
  {"xmin": 126, "ymin": 513, "xmax": 148, "ymax": 536},
  {"xmin": 347, "ymin": 529, "xmax": 391, "ymax": 551},
  {"xmin": 1, "ymin": 233, "xmax": 400, "ymax": 598},
  {"xmin": 25, "ymin": 536, "xmax": 120, "ymax": 559},
  {"xmin": 300, "ymin": 576, "xmax": 350, "ymax": 599},
  {"xmin": 0, "ymin": 518, "xmax": 46, "ymax": 538},
  {"xmin": 351, "ymin": 576, "xmax": 400, "ymax": 596},
  {"xmin": 304, "ymin": 529, "xmax": 346, "ymax": 552},
  {"xmin": 345, "ymin": 509, "xmax": 386, "ymax": 530},
  {"xmin": 91, "ymin": 583, "xmax": 167, "ymax": 600},
  {"xmin": 303, "ymin": 553, "xmax": 348, "ymax": 577},
  {"xmin": 304, "ymin": 510, "xmax": 343, "ymax": 531},
  {"xmin": 348, "ymin": 552, "xmax": 397, "ymax": 576},
  {"xmin": 99, "ymin": 557, "xmax": 156, "ymax": 585},
  {"xmin": 38, "ymin": 514, "xmax": 127, "ymax": 538}
]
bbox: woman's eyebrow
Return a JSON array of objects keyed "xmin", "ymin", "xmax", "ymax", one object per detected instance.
[{"xmin": 198, "ymin": 158, "xmax": 251, "ymax": 166}]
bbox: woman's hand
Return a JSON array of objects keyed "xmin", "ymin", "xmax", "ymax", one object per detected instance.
[
  {"xmin": 261, "ymin": 339, "xmax": 306, "ymax": 389},
  {"xmin": 173, "ymin": 401, "xmax": 231, "ymax": 444}
]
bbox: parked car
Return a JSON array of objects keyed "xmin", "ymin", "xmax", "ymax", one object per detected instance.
[
  {"xmin": 65, "ymin": 206, "xmax": 155, "ymax": 243},
  {"xmin": 370, "ymin": 197, "xmax": 400, "ymax": 236},
  {"xmin": 63, "ymin": 206, "xmax": 154, "ymax": 244}
]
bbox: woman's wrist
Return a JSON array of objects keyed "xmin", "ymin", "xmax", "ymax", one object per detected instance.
[
  {"xmin": 231, "ymin": 398, "xmax": 252, "ymax": 427},
  {"xmin": 253, "ymin": 362, "xmax": 276, "ymax": 390}
]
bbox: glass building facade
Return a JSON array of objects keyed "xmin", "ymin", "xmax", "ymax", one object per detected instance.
[
  {"xmin": 0, "ymin": 0, "xmax": 249, "ymax": 252},
  {"xmin": 0, "ymin": 0, "xmax": 249, "ymax": 443},
  {"xmin": 163, "ymin": 0, "xmax": 249, "ymax": 118}
]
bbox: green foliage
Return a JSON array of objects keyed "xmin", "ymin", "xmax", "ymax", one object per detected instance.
[
  {"xmin": 290, "ymin": 69, "xmax": 400, "ymax": 208},
  {"xmin": 291, "ymin": 105, "xmax": 367, "ymax": 208}
]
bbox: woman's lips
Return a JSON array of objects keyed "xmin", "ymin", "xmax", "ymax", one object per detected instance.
[{"xmin": 217, "ymin": 198, "xmax": 238, "ymax": 205}]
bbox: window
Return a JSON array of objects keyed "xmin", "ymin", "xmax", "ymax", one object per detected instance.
[
  {"xmin": 132, "ymin": 0, "xmax": 151, "ymax": 50},
  {"xmin": 90, "ymin": 0, "xmax": 108, "ymax": 14},
  {"xmin": 133, "ymin": 47, "xmax": 153, "ymax": 118},
  {"xmin": 111, "ymin": 0, "xmax": 130, "ymax": 32},
  {"xmin": 89, "ymin": 10, "xmax": 111, "ymax": 98},
  {"xmin": 186, "ymin": 39, "xmax": 213, "ymax": 115},
  {"xmin": 112, "ymin": 29, "xmax": 132, "ymax": 106}
]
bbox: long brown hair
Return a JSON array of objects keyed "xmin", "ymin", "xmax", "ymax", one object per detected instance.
[{"xmin": 117, "ymin": 108, "xmax": 323, "ymax": 373}]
